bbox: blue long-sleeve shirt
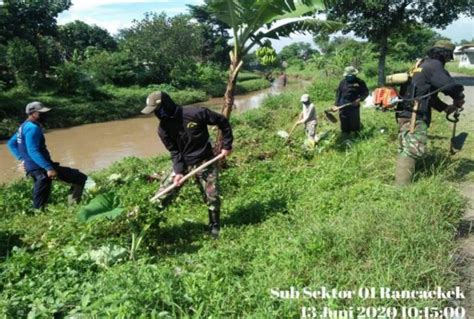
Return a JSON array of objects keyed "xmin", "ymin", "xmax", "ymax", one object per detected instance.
[{"xmin": 7, "ymin": 121, "xmax": 54, "ymax": 171}]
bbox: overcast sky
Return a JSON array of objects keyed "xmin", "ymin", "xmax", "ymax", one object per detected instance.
[{"xmin": 58, "ymin": 0, "xmax": 474, "ymax": 52}]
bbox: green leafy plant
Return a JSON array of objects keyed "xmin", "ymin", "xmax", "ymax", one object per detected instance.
[{"xmin": 77, "ymin": 193, "xmax": 125, "ymax": 222}]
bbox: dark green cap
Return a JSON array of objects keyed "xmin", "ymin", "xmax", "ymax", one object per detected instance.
[{"xmin": 433, "ymin": 40, "xmax": 455, "ymax": 51}]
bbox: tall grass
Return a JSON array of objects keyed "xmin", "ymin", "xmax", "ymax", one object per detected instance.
[{"xmin": 446, "ymin": 61, "xmax": 474, "ymax": 76}]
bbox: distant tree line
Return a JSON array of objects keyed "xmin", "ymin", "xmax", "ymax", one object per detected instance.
[{"xmin": 0, "ymin": 1, "xmax": 232, "ymax": 94}]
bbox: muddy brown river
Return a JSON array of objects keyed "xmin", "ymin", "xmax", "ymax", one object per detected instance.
[{"xmin": 0, "ymin": 79, "xmax": 309, "ymax": 184}]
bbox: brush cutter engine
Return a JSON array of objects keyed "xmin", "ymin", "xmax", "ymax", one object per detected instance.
[{"xmin": 373, "ymin": 86, "xmax": 400, "ymax": 111}]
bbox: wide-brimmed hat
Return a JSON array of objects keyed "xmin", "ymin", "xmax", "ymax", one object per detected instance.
[
  {"xmin": 25, "ymin": 101, "xmax": 51, "ymax": 115},
  {"xmin": 343, "ymin": 66, "xmax": 358, "ymax": 76},
  {"xmin": 433, "ymin": 40, "xmax": 455, "ymax": 51},
  {"xmin": 141, "ymin": 91, "xmax": 163, "ymax": 114}
]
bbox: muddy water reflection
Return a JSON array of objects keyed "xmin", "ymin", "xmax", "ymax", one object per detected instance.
[{"xmin": 0, "ymin": 78, "xmax": 310, "ymax": 184}]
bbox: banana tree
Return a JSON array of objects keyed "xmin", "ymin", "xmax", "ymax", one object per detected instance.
[{"xmin": 206, "ymin": 0, "xmax": 337, "ymax": 149}]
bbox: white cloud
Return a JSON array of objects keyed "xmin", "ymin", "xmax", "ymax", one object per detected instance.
[
  {"xmin": 69, "ymin": 0, "xmax": 168, "ymax": 12},
  {"xmin": 58, "ymin": 0, "xmax": 197, "ymax": 34},
  {"xmin": 436, "ymin": 16, "xmax": 474, "ymax": 42}
]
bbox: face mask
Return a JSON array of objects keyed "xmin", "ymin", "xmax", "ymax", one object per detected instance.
[
  {"xmin": 345, "ymin": 75, "xmax": 356, "ymax": 82},
  {"xmin": 154, "ymin": 106, "xmax": 168, "ymax": 120},
  {"xmin": 38, "ymin": 113, "xmax": 48, "ymax": 123}
]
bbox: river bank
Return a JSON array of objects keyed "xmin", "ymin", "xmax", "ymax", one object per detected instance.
[
  {"xmin": 0, "ymin": 77, "xmax": 308, "ymax": 184},
  {"xmin": 0, "ymin": 74, "xmax": 272, "ymax": 140}
]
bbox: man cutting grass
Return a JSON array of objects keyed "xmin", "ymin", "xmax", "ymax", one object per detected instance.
[{"xmin": 142, "ymin": 91, "xmax": 233, "ymax": 238}]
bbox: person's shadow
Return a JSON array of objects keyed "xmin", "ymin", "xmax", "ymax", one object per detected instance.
[
  {"xmin": 151, "ymin": 197, "xmax": 288, "ymax": 256},
  {"xmin": 0, "ymin": 231, "xmax": 23, "ymax": 260}
]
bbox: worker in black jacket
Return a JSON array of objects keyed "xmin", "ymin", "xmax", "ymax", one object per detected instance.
[
  {"xmin": 142, "ymin": 91, "xmax": 233, "ymax": 237},
  {"xmin": 333, "ymin": 66, "xmax": 369, "ymax": 134},
  {"xmin": 395, "ymin": 40, "xmax": 465, "ymax": 185}
]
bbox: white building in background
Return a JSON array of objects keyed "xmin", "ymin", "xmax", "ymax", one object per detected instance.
[{"xmin": 454, "ymin": 45, "xmax": 474, "ymax": 69}]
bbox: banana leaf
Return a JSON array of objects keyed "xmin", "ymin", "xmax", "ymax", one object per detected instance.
[{"xmin": 77, "ymin": 193, "xmax": 124, "ymax": 222}]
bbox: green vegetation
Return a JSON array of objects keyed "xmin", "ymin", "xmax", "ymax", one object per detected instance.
[
  {"xmin": 0, "ymin": 74, "xmax": 468, "ymax": 316},
  {"xmin": 204, "ymin": 0, "xmax": 335, "ymax": 122},
  {"xmin": 447, "ymin": 61, "xmax": 474, "ymax": 76},
  {"xmin": 0, "ymin": 1, "xmax": 271, "ymax": 139},
  {"xmin": 0, "ymin": 1, "xmax": 472, "ymax": 317},
  {"xmin": 325, "ymin": 0, "xmax": 472, "ymax": 84}
]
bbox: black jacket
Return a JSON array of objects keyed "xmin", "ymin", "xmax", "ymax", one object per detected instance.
[
  {"xmin": 158, "ymin": 106, "xmax": 233, "ymax": 174},
  {"xmin": 397, "ymin": 58, "xmax": 464, "ymax": 126},
  {"xmin": 335, "ymin": 77, "xmax": 369, "ymax": 112}
]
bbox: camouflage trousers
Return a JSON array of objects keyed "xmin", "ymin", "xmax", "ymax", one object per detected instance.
[
  {"xmin": 398, "ymin": 118, "xmax": 428, "ymax": 159},
  {"xmin": 304, "ymin": 120, "xmax": 317, "ymax": 139},
  {"xmin": 158, "ymin": 162, "xmax": 221, "ymax": 219}
]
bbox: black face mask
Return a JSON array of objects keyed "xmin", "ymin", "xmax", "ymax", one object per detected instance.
[
  {"xmin": 154, "ymin": 106, "xmax": 168, "ymax": 120},
  {"xmin": 345, "ymin": 75, "xmax": 356, "ymax": 82},
  {"xmin": 37, "ymin": 113, "xmax": 48, "ymax": 124}
]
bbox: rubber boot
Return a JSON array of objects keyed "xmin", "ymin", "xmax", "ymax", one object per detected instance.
[
  {"xmin": 208, "ymin": 210, "xmax": 220, "ymax": 239},
  {"xmin": 395, "ymin": 156, "xmax": 416, "ymax": 186},
  {"xmin": 67, "ymin": 183, "xmax": 85, "ymax": 205}
]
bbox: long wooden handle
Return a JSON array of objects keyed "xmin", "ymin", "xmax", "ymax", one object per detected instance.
[
  {"xmin": 288, "ymin": 120, "xmax": 300, "ymax": 136},
  {"xmin": 409, "ymin": 100, "xmax": 419, "ymax": 134},
  {"xmin": 150, "ymin": 153, "xmax": 225, "ymax": 202},
  {"xmin": 327, "ymin": 101, "xmax": 354, "ymax": 113}
]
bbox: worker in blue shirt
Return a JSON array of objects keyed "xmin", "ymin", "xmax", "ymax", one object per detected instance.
[{"xmin": 7, "ymin": 101, "xmax": 88, "ymax": 209}]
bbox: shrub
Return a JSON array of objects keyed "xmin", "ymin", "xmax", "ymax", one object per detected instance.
[
  {"xmin": 53, "ymin": 62, "xmax": 99, "ymax": 98},
  {"xmin": 197, "ymin": 63, "xmax": 226, "ymax": 96},
  {"xmin": 308, "ymin": 76, "xmax": 339, "ymax": 101},
  {"xmin": 170, "ymin": 59, "xmax": 200, "ymax": 89},
  {"xmin": 85, "ymin": 51, "xmax": 142, "ymax": 87},
  {"xmin": 235, "ymin": 78, "xmax": 271, "ymax": 94}
]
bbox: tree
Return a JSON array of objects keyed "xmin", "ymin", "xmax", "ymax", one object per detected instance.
[
  {"xmin": 205, "ymin": 0, "xmax": 336, "ymax": 127},
  {"xmin": 0, "ymin": 0, "xmax": 71, "ymax": 77},
  {"xmin": 279, "ymin": 42, "xmax": 317, "ymax": 62},
  {"xmin": 459, "ymin": 38, "xmax": 474, "ymax": 45},
  {"xmin": 325, "ymin": 0, "xmax": 474, "ymax": 85},
  {"xmin": 119, "ymin": 13, "xmax": 204, "ymax": 85},
  {"xmin": 389, "ymin": 25, "xmax": 445, "ymax": 62},
  {"xmin": 188, "ymin": 4, "xmax": 232, "ymax": 66},
  {"xmin": 84, "ymin": 51, "xmax": 143, "ymax": 87},
  {"xmin": 6, "ymin": 38, "xmax": 40, "ymax": 89},
  {"xmin": 58, "ymin": 20, "xmax": 117, "ymax": 60}
]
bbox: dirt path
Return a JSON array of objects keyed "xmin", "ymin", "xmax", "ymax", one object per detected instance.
[{"xmin": 452, "ymin": 73, "xmax": 474, "ymax": 318}]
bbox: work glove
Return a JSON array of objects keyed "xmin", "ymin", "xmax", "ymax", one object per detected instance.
[
  {"xmin": 444, "ymin": 104, "xmax": 457, "ymax": 115},
  {"xmin": 453, "ymin": 99, "xmax": 465, "ymax": 108}
]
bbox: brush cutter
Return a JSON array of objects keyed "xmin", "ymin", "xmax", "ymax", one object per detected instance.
[
  {"xmin": 323, "ymin": 101, "xmax": 356, "ymax": 123},
  {"xmin": 447, "ymin": 106, "xmax": 467, "ymax": 154},
  {"xmin": 150, "ymin": 153, "xmax": 225, "ymax": 203}
]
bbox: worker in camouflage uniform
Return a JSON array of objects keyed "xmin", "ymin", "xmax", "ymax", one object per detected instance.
[
  {"xmin": 142, "ymin": 91, "xmax": 233, "ymax": 237},
  {"xmin": 395, "ymin": 40, "xmax": 465, "ymax": 185}
]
